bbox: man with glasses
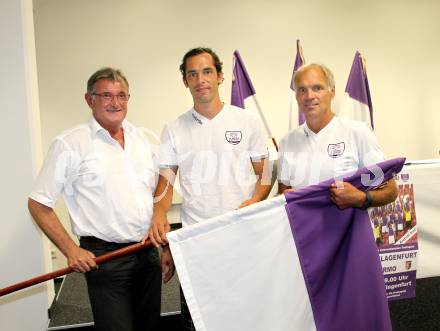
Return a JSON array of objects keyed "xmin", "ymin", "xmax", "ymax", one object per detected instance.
[
  {"xmin": 28, "ymin": 67, "xmax": 173, "ymax": 331},
  {"xmin": 146, "ymin": 48, "xmax": 272, "ymax": 330},
  {"xmin": 278, "ymin": 63, "xmax": 397, "ymax": 208}
]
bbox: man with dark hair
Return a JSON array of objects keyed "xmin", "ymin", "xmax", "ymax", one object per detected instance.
[
  {"xmin": 278, "ymin": 63, "xmax": 397, "ymax": 208},
  {"xmin": 179, "ymin": 47, "xmax": 223, "ymax": 79},
  {"xmin": 28, "ymin": 67, "xmax": 174, "ymax": 331},
  {"xmin": 147, "ymin": 48, "xmax": 272, "ymax": 330}
]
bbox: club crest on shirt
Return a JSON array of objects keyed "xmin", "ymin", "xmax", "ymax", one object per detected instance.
[
  {"xmin": 327, "ymin": 142, "xmax": 345, "ymax": 158},
  {"xmin": 225, "ymin": 131, "xmax": 242, "ymax": 145},
  {"xmin": 401, "ymin": 173, "xmax": 410, "ymax": 182}
]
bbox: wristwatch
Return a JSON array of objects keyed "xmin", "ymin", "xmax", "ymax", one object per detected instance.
[{"xmin": 362, "ymin": 191, "xmax": 373, "ymax": 210}]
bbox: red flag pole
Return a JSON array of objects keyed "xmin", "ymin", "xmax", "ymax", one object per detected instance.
[{"xmin": 0, "ymin": 240, "xmax": 153, "ymax": 297}]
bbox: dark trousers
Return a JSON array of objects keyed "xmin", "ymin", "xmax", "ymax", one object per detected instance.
[
  {"xmin": 180, "ymin": 287, "xmax": 196, "ymax": 331},
  {"xmin": 80, "ymin": 237, "xmax": 162, "ymax": 331}
]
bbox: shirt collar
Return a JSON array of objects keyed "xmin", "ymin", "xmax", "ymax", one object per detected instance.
[
  {"xmin": 303, "ymin": 115, "xmax": 337, "ymax": 138},
  {"xmin": 190, "ymin": 103, "xmax": 226, "ymax": 125},
  {"xmin": 191, "ymin": 109, "xmax": 205, "ymax": 125},
  {"xmin": 89, "ymin": 117, "xmax": 134, "ymax": 137}
]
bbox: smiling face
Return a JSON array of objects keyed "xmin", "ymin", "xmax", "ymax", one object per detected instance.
[
  {"xmin": 85, "ymin": 79, "xmax": 129, "ymax": 132},
  {"xmin": 183, "ymin": 52, "xmax": 223, "ymax": 107},
  {"xmin": 295, "ymin": 66, "xmax": 335, "ymax": 121}
]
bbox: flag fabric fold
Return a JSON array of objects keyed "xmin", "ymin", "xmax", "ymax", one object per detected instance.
[
  {"xmin": 168, "ymin": 158, "xmax": 405, "ymax": 331},
  {"xmin": 231, "ymin": 50, "xmax": 256, "ymax": 109},
  {"xmin": 340, "ymin": 51, "xmax": 374, "ymax": 128},
  {"xmin": 289, "ymin": 39, "xmax": 306, "ymax": 129}
]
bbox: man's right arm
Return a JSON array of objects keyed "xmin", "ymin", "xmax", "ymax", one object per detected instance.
[
  {"xmin": 146, "ymin": 167, "xmax": 178, "ymax": 247},
  {"xmin": 28, "ymin": 198, "xmax": 96, "ymax": 272}
]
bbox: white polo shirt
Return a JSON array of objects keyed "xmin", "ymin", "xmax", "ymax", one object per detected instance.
[
  {"xmin": 278, "ymin": 116, "xmax": 385, "ymax": 190},
  {"xmin": 159, "ymin": 104, "xmax": 268, "ymax": 227},
  {"xmin": 30, "ymin": 118, "xmax": 157, "ymax": 243}
]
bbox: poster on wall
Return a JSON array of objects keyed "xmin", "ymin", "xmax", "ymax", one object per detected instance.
[{"xmin": 369, "ymin": 172, "xmax": 418, "ymax": 301}]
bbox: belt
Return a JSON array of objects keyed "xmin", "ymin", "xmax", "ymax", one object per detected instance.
[{"xmin": 79, "ymin": 236, "xmax": 136, "ymax": 248}]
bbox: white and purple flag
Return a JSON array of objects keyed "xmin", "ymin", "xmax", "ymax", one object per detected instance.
[
  {"xmin": 231, "ymin": 50, "xmax": 256, "ymax": 109},
  {"xmin": 339, "ymin": 51, "xmax": 374, "ymax": 129},
  {"xmin": 289, "ymin": 39, "xmax": 306, "ymax": 130},
  {"xmin": 168, "ymin": 158, "xmax": 405, "ymax": 331},
  {"xmin": 231, "ymin": 50, "xmax": 277, "ymax": 151}
]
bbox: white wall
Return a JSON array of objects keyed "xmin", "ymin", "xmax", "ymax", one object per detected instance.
[
  {"xmin": 33, "ymin": 0, "xmax": 440, "ymax": 161},
  {"xmin": 0, "ymin": 0, "xmax": 51, "ymax": 330}
]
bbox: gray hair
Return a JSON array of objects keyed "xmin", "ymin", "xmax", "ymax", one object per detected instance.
[
  {"xmin": 293, "ymin": 63, "xmax": 335, "ymax": 90},
  {"xmin": 86, "ymin": 67, "xmax": 129, "ymax": 93}
]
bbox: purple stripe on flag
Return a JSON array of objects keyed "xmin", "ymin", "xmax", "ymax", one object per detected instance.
[
  {"xmin": 289, "ymin": 50, "xmax": 304, "ymax": 90},
  {"xmin": 289, "ymin": 40, "xmax": 306, "ymax": 125},
  {"xmin": 345, "ymin": 51, "xmax": 374, "ymax": 128},
  {"xmin": 231, "ymin": 50, "xmax": 256, "ymax": 109},
  {"xmin": 284, "ymin": 157, "xmax": 405, "ymax": 331}
]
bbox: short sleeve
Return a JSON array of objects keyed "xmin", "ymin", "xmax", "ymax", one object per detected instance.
[
  {"xmin": 249, "ymin": 115, "xmax": 269, "ymax": 161},
  {"xmin": 158, "ymin": 124, "xmax": 178, "ymax": 168},
  {"xmin": 29, "ymin": 138, "xmax": 79, "ymax": 208},
  {"xmin": 353, "ymin": 122, "xmax": 386, "ymax": 167},
  {"xmin": 277, "ymin": 135, "xmax": 291, "ymax": 186}
]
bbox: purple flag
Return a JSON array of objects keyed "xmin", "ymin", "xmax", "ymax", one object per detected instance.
[
  {"xmin": 343, "ymin": 51, "xmax": 374, "ymax": 128},
  {"xmin": 289, "ymin": 39, "xmax": 306, "ymax": 127},
  {"xmin": 290, "ymin": 40, "xmax": 305, "ymax": 90},
  {"xmin": 231, "ymin": 50, "xmax": 256, "ymax": 109},
  {"xmin": 230, "ymin": 50, "xmax": 277, "ymax": 151},
  {"xmin": 285, "ymin": 157, "xmax": 404, "ymax": 331},
  {"xmin": 168, "ymin": 157, "xmax": 404, "ymax": 331}
]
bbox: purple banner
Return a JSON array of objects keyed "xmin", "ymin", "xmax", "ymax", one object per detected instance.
[{"xmin": 369, "ymin": 171, "xmax": 418, "ymax": 301}]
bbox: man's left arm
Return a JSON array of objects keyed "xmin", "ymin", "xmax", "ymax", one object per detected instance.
[
  {"xmin": 330, "ymin": 178, "xmax": 398, "ymax": 209},
  {"xmin": 239, "ymin": 157, "xmax": 272, "ymax": 208}
]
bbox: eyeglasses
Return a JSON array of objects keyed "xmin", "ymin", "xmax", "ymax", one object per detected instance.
[{"xmin": 92, "ymin": 92, "xmax": 130, "ymax": 103}]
